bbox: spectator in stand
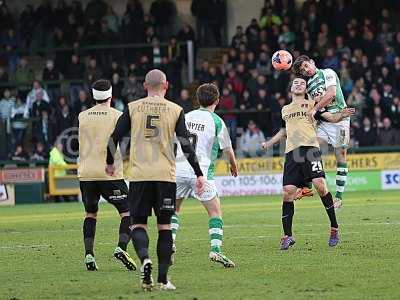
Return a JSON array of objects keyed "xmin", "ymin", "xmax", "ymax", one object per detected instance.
[
  {"xmin": 197, "ymin": 60, "xmax": 211, "ymax": 84},
  {"xmin": 10, "ymin": 98, "xmax": 28, "ymax": 148},
  {"xmin": 54, "ymin": 96, "xmax": 73, "ymax": 136},
  {"xmin": 31, "ymin": 91, "xmax": 51, "ymax": 119},
  {"xmin": 42, "ymin": 60, "xmax": 61, "ymax": 103},
  {"xmin": 19, "ymin": 4, "xmax": 35, "ymax": 48},
  {"xmin": 150, "ymin": 0, "xmax": 177, "ymax": 42},
  {"xmin": 13, "ymin": 57, "xmax": 35, "ymax": 98},
  {"xmin": 239, "ymin": 120, "xmax": 265, "ymax": 158},
  {"xmin": 33, "ymin": 110, "xmax": 55, "ymax": 149},
  {"xmin": 389, "ymin": 96, "xmax": 400, "ymax": 129},
  {"xmin": 231, "ymin": 26, "xmax": 246, "ymax": 49},
  {"xmin": 121, "ymin": 72, "xmax": 145, "ymax": 103},
  {"xmin": 0, "ymin": 67, "xmax": 9, "ymax": 83},
  {"xmin": 1, "ymin": 29, "xmax": 19, "ymax": 73},
  {"xmin": 219, "ymin": 86, "xmax": 237, "ymax": 147},
  {"xmin": 103, "ymin": 5, "xmax": 120, "ymax": 34},
  {"xmin": 85, "ymin": 57, "xmax": 103, "ymax": 86},
  {"xmin": 121, "ymin": 0, "xmax": 144, "ymax": 43},
  {"xmin": 377, "ymin": 118, "xmax": 397, "ymax": 146},
  {"xmin": 176, "ymin": 88, "xmax": 193, "ymax": 113},
  {"xmin": 11, "ymin": 144, "xmax": 29, "ymax": 161},
  {"xmin": 0, "ymin": 89, "xmax": 14, "ymax": 122},
  {"xmin": 74, "ymin": 90, "xmax": 91, "ymax": 116},
  {"xmin": 191, "ymin": 0, "xmax": 212, "ymax": 46},
  {"xmin": 355, "ymin": 117, "xmax": 377, "ymax": 147},
  {"xmin": 31, "ymin": 142, "xmax": 49, "ymax": 161},
  {"xmin": 26, "ymin": 81, "xmax": 50, "ymax": 113},
  {"xmin": 111, "ymin": 73, "xmax": 124, "ymax": 101},
  {"xmin": 106, "ymin": 60, "xmax": 125, "ymax": 78},
  {"xmin": 65, "ymin": 54, "xmax": 85, "ymax": 106},
  {"xmin": 224, "ymin": 69, "xmax": 244, "ymax": 98}
]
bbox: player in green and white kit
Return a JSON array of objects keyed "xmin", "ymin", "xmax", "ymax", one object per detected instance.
[
  {"xmin": 293, "ymin": 55, "xmax": 350, "ymax": 210},
  {"xmin": 172, "ymin": 83, "xmax": 238, "ymax": 268}
]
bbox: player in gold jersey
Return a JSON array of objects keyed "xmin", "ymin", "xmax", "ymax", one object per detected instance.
[
  {"xmin": 262, "ymin": 78, "xmax": 355, "ymax": 250},
  {"xmin": 78, "ymin": 79, "xmax": 136, "ymax": 272},
  {"xmin": 106, "ymin": 69, "xmax": 205, "ymax": 291}
]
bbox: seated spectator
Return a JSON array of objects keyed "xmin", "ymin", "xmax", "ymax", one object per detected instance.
[
  {"xmin": 65, "ymin": 54, "xmax": 85, "ymax": 105},
  {"xmin": 31, "ymin": 91, "xmax": 51, "ymax": 118},
  {"xmin": 239, "ymin": 120, "xmax": 265, "ymax": 158},
  {"xmin": 111, "ymin": 73, "xmax": 124, "ymax": 100},
  {"xmin": 10, "ymin": 97, "xmax": 28, "ymax": 148},
  {"xmin": 11, "ymin": 144, "xmax": 29, "ymax": 161},
  {"xmin": 355, "ymin": 117, "xmax": 377, "ymax": 147},
  {"xmin": 42, "ymin": 59, "xmax": 61, "ymax": 102},
  {"xmin": 377, "ymin": 118, "xmax": 397, "ymax": 146},
  {"xmin": 85, "ymin": 57, "xmax": 103, "ymax": 85},
  {"xmin": 26, "ymin": 81, "xmax": 50, "ymax": 114},
  {"xmin": 106, "ymin": 60, "xmax": 125, "ymax": 78},
  {"xmin": 13, "ymin": 57, "xmax": 35, "ymax": 97},
  {"xmin": 176, "ymin": 89, "xmax": 193, "ymax": 113},
  {"xmin": 121, "ymin": 72, "xmax": 145, "ymax": 103},
  {"xmin": 33, "ymin": 110, "xmax": 55, "ymax": 148},
  {"xmin": 0, "ymin": 67, "xmax": 9, "ymax": 83},
  {"xmin": 74, "ymin": 90, "xmax": 91, "ymax": 115},
  {"xmin": 0, "ymin": 89, "xmax": 15, "ymax": 121},
  {"xmin": 219, "ymin": 87, "xmax": 237, "ymax": 147},
  {"xmin": 31, "ymin": 142, "xmax": 48, "ymax": 161}
]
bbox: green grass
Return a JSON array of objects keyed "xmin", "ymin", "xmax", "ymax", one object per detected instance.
[{"xmin": 1, "ymin": 191, "xmax": 400, "ymax": 300}]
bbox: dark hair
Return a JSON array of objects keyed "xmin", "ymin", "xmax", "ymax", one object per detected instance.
[
  {"xmin": 196, "ymin": 83, "xmax": 220, "ymax": 107},
  {"xmin": 292, "ymin": 55, "xmax": 311, "ymax": 77},
  {"xmin": 92, "ymin": 79, "xmax": 111, "ymax": 103}
]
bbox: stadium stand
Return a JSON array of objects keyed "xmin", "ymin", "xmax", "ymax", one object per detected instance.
[{"xmin": 0, "ymin": 0, "xmax": 400, "ymax": 163}]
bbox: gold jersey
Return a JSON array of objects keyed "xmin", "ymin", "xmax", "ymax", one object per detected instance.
[
  {"xmin": 127, "ymin": 96, "xmax": 183, "ymax": 182},
  {"xmin": 78, "ymin": 105, "xmax": 123, "ymax": 180},
  {"xmin": 282, "ymin": 99, "xmax": 320, "ymax": 153}
]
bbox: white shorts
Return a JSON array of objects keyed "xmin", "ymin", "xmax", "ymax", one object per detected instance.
[
  {"xmin": 317, "ymin": 118, "xmax": 350, "ymax": 148},
  {"xmin": 176, "ymin": 176, "xmax": 218, "ymax": 202}
]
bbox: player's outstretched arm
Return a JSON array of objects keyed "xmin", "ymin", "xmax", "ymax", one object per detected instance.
[
  {"xmin": 175, "ymin": 110, "xmax": 205, "ymax": 193},
  {"xmin": 223, "ymin": 147, "xmax": 238, "ymax": 177},
  {"xmin": 261, "ymin": 128, "xmax": 286, "ymax": 150},
  {"xmin": 106, "ymin": 108, "xmax": 131, "ymax": 175},
  {"xmin": 319, "ymin": 108, "xmax": 356, "ymax": 123}
]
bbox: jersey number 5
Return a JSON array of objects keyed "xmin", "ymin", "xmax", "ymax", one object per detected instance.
[{"xmin": 145, "ymin": 115, "xmax": 160, "ymax": 138}]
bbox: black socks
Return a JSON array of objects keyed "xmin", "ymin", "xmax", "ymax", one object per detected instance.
[
  {"xmin": 282, "ymin": 202, "xmax": 294, "ymax": 236},
  {"xmin": 83, "ymin": 217, "xmax": 97, "ymax": 256}
]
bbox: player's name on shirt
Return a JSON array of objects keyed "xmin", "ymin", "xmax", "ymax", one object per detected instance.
[
  {"xmin": 87, "ymin": 111, "xmax": 108, "ymax": 116},
  {"xmin": 283, "ymin": 111, "xmax": 307, "ymax": 121},
  {"xmin": 132, "ymin": 101, "xmax": 171, "ymax": 113},
  {"xmin": 187, "ymin": 121, "xmax": 205, "ymax": 132}
]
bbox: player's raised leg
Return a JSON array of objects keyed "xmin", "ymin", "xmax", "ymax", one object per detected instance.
[
  {"xmin": 202, "ymin": 197, "xmax": 235, "ymax": 268},
  {"xmin": 281, "ymin": 185, "xmax": 297, "ymax": 250},
  {"xmin": 312, "ymin": 177, "xmax": 339, "ymax": 247},
  {"xmin": 334, "ymin": 147, "xmax": 348, "ymax": 210}
]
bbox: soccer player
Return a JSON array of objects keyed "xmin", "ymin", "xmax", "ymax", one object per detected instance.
[
  {"xmin": 172, "ymin": 83, "xmax": 238, "ymax": 268},
  {"xmin": 106, "ymin": 69, "xmax": 205, "ymax": 291},
  {"xmin": 292, "ymin": 55, "xmax": 349, "ymax": 210},
  {"xmin": 78, "ymin": 79, "xmax": 136, "ymax": 271},
  {"xmin": 262, "ymin": 78, "xmax": 355, "ymax": 250}
]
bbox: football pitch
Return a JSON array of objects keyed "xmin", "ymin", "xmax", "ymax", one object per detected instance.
[{"xmin": 1, "ymin": 191, "xmax": 399, "ymax": 300}]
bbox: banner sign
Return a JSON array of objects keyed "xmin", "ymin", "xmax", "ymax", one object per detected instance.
[
  {"xmin": 0, "ymin": 168, "xmax": 45, "ymax": 183},
  {"xmin": 381, "ymin": 170, "xmax": 400, "ymax": 190},
  {"xmin": 215, "ymin": 174, "xmax": 283, "ymax": 197},
  {"xmin": 214, "ymin": 153, "xmax": 400, "ymax": 175},
  {"xmin": 325, "ymin": 171, "xmax": 381, "ymax": 192}
]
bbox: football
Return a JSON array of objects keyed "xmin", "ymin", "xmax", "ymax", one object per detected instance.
[{"xmin": 272, "ymin": 50, "xmax": 293, "ymax": 71}]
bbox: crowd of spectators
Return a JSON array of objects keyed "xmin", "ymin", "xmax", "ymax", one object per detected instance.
[
  {"xmin": 1, "ymin": 0, "xmax": 400, "ymax": 161},
  {"xmin": 195, "ymin": 0, "xmax": 400, "ymax": 154}
]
